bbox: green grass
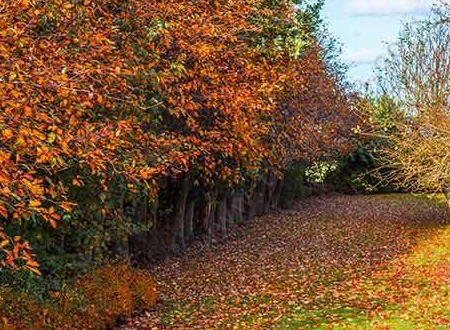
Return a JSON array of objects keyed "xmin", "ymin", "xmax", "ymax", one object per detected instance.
[{"xmin": 276, "ymin": 197, "xmax": 450, "ymax": 329}]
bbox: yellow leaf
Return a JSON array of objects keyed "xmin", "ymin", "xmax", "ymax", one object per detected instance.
[
  {"xmin": 26, "ymin": 259, "xmax": 40, "ymax": 268},
  {"xmin": 29, "ymin": 200, "xmax": 42, "ymax": 207},
  {"xmin": 2, "ymin": 129, "xmax": 13, "ymax": 139},
  {"xmin": 47, "ymin": 132, "xmax": 56, "ymax": 143},
  {"xmin": 19, "ymin": 0, "xmax": 30, "ymax": 9}
]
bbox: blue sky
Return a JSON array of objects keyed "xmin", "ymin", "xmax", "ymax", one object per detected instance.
[{"xmin": 322, "ymin": 0, "xmax": 436, "ymax": 84}]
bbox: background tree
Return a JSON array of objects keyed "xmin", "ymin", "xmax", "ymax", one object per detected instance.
[{"xmin": 375, "ymin": 4, "xmax": 450, "ymax": 216}]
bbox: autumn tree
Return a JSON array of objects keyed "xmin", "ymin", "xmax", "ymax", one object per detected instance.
[{"xmin": 375, "ymin": 4, "xmax": 450, "ymax": 217}]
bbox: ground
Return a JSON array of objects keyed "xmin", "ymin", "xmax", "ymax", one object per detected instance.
[{"xmin": 121, "ymin": 194, "xmax": 450, "ymax": 330}]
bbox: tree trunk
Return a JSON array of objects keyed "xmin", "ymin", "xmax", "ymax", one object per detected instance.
[
  {"xmin": 264, "ymin": 170, "xmax": 278, "ymax": 213},
  {"xmin": 172, "ymin": 175, "xmax": 190, "ymax": 252},
  {"xmin": 185, "ymin": 199, "xmax": 196, "ymax": 243},
  {"xmin": 200, "ymin": 197, "xmax": 213, "ymax": 236},
  {"xmin": 228, "ymin": 194, "xmax": 238, "ymax": 227},
  {"xmin": 216, "ymin": 194, "xmax": 228, "ymax": 238},
  {"xmin": 244, "ymin": 181, "xmax": 255, "ymax": 221},
  {"xmin": 271, "ymin": 178, "xmax": 283, "ymax": 210},
  {"xmin": 442, "ymin": 181, "xmax": 450, "ymax": 223},
  {"xmin": 147, "ymin": 199, "xmax": 159, "ymax": 258},
  {"xmin": 200, "ymin": 188, "xmax": 218, "ymax": 237},
  {"xmin": 236, "ymin": 192, "xmax": 245, "ymax": 223},
  {"xmin": 249, "ymin": 176, "xmax": 266, "ymax": 218}
]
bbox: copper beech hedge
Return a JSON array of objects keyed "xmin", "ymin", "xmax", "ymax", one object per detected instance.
[{"xmin": 0, "ymin": 0, "xmax": 360, "ymax": 271}]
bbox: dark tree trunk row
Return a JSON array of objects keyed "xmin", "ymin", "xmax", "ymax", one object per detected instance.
[{"xmin": 124, "ymin": 170, "xmax": 283, "ymax": 262}]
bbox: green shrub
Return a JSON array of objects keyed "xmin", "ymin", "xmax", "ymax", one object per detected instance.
[
  {"xmin": 327, "ymin": 147, "xmax": 400, "ymax": 195},
  {"xmin": 279, "ymin": 162, "xmax": 312, "ymax": 208}
]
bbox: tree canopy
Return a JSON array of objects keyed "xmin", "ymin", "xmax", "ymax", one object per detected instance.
[{"xmin": 0, "ymin": 0, "xmax": 358, "ymax": 272}]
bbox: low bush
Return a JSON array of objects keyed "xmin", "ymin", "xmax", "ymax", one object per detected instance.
[
  {"xmin": 279, "ymin": 162, "xmax": 313, "ymax": 209},
  {"xmin": 327, "ymin": 147, "xmax": 401, "ymax": 195},
  {"xmin": 0, "ymin": 264, "xmax": 157, "ymax": 330}
]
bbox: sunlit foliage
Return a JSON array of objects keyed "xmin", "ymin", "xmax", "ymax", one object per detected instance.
[{"xmin": 0, "ymin": 0, "xmax": 358, "ymax": 270}]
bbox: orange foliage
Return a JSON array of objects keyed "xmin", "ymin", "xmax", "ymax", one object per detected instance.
[
  {"xmin": 0, "ymin": 0, "xmax": 358, "ymax": 269},
  {"xmin": 0, "ymin": 264, "xmax": 157, "ymax": 330},
  {"xmin": 272, "ymin": 46, "xmax": 359, "ymax": 166}
]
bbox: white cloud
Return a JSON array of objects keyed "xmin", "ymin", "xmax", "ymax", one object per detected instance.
[
  {"xmin": 346, "ymin": 0, "xmax": 434, "ymax": 16},
  {"xmin": 344, "ymin": 49, "xmax": 382, "ymax": 65}
]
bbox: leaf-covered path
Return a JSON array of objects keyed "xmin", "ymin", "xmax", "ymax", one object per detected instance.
[{"xmin": 121, "ymin": 195, "xmax": 450, "ymax": 330}]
